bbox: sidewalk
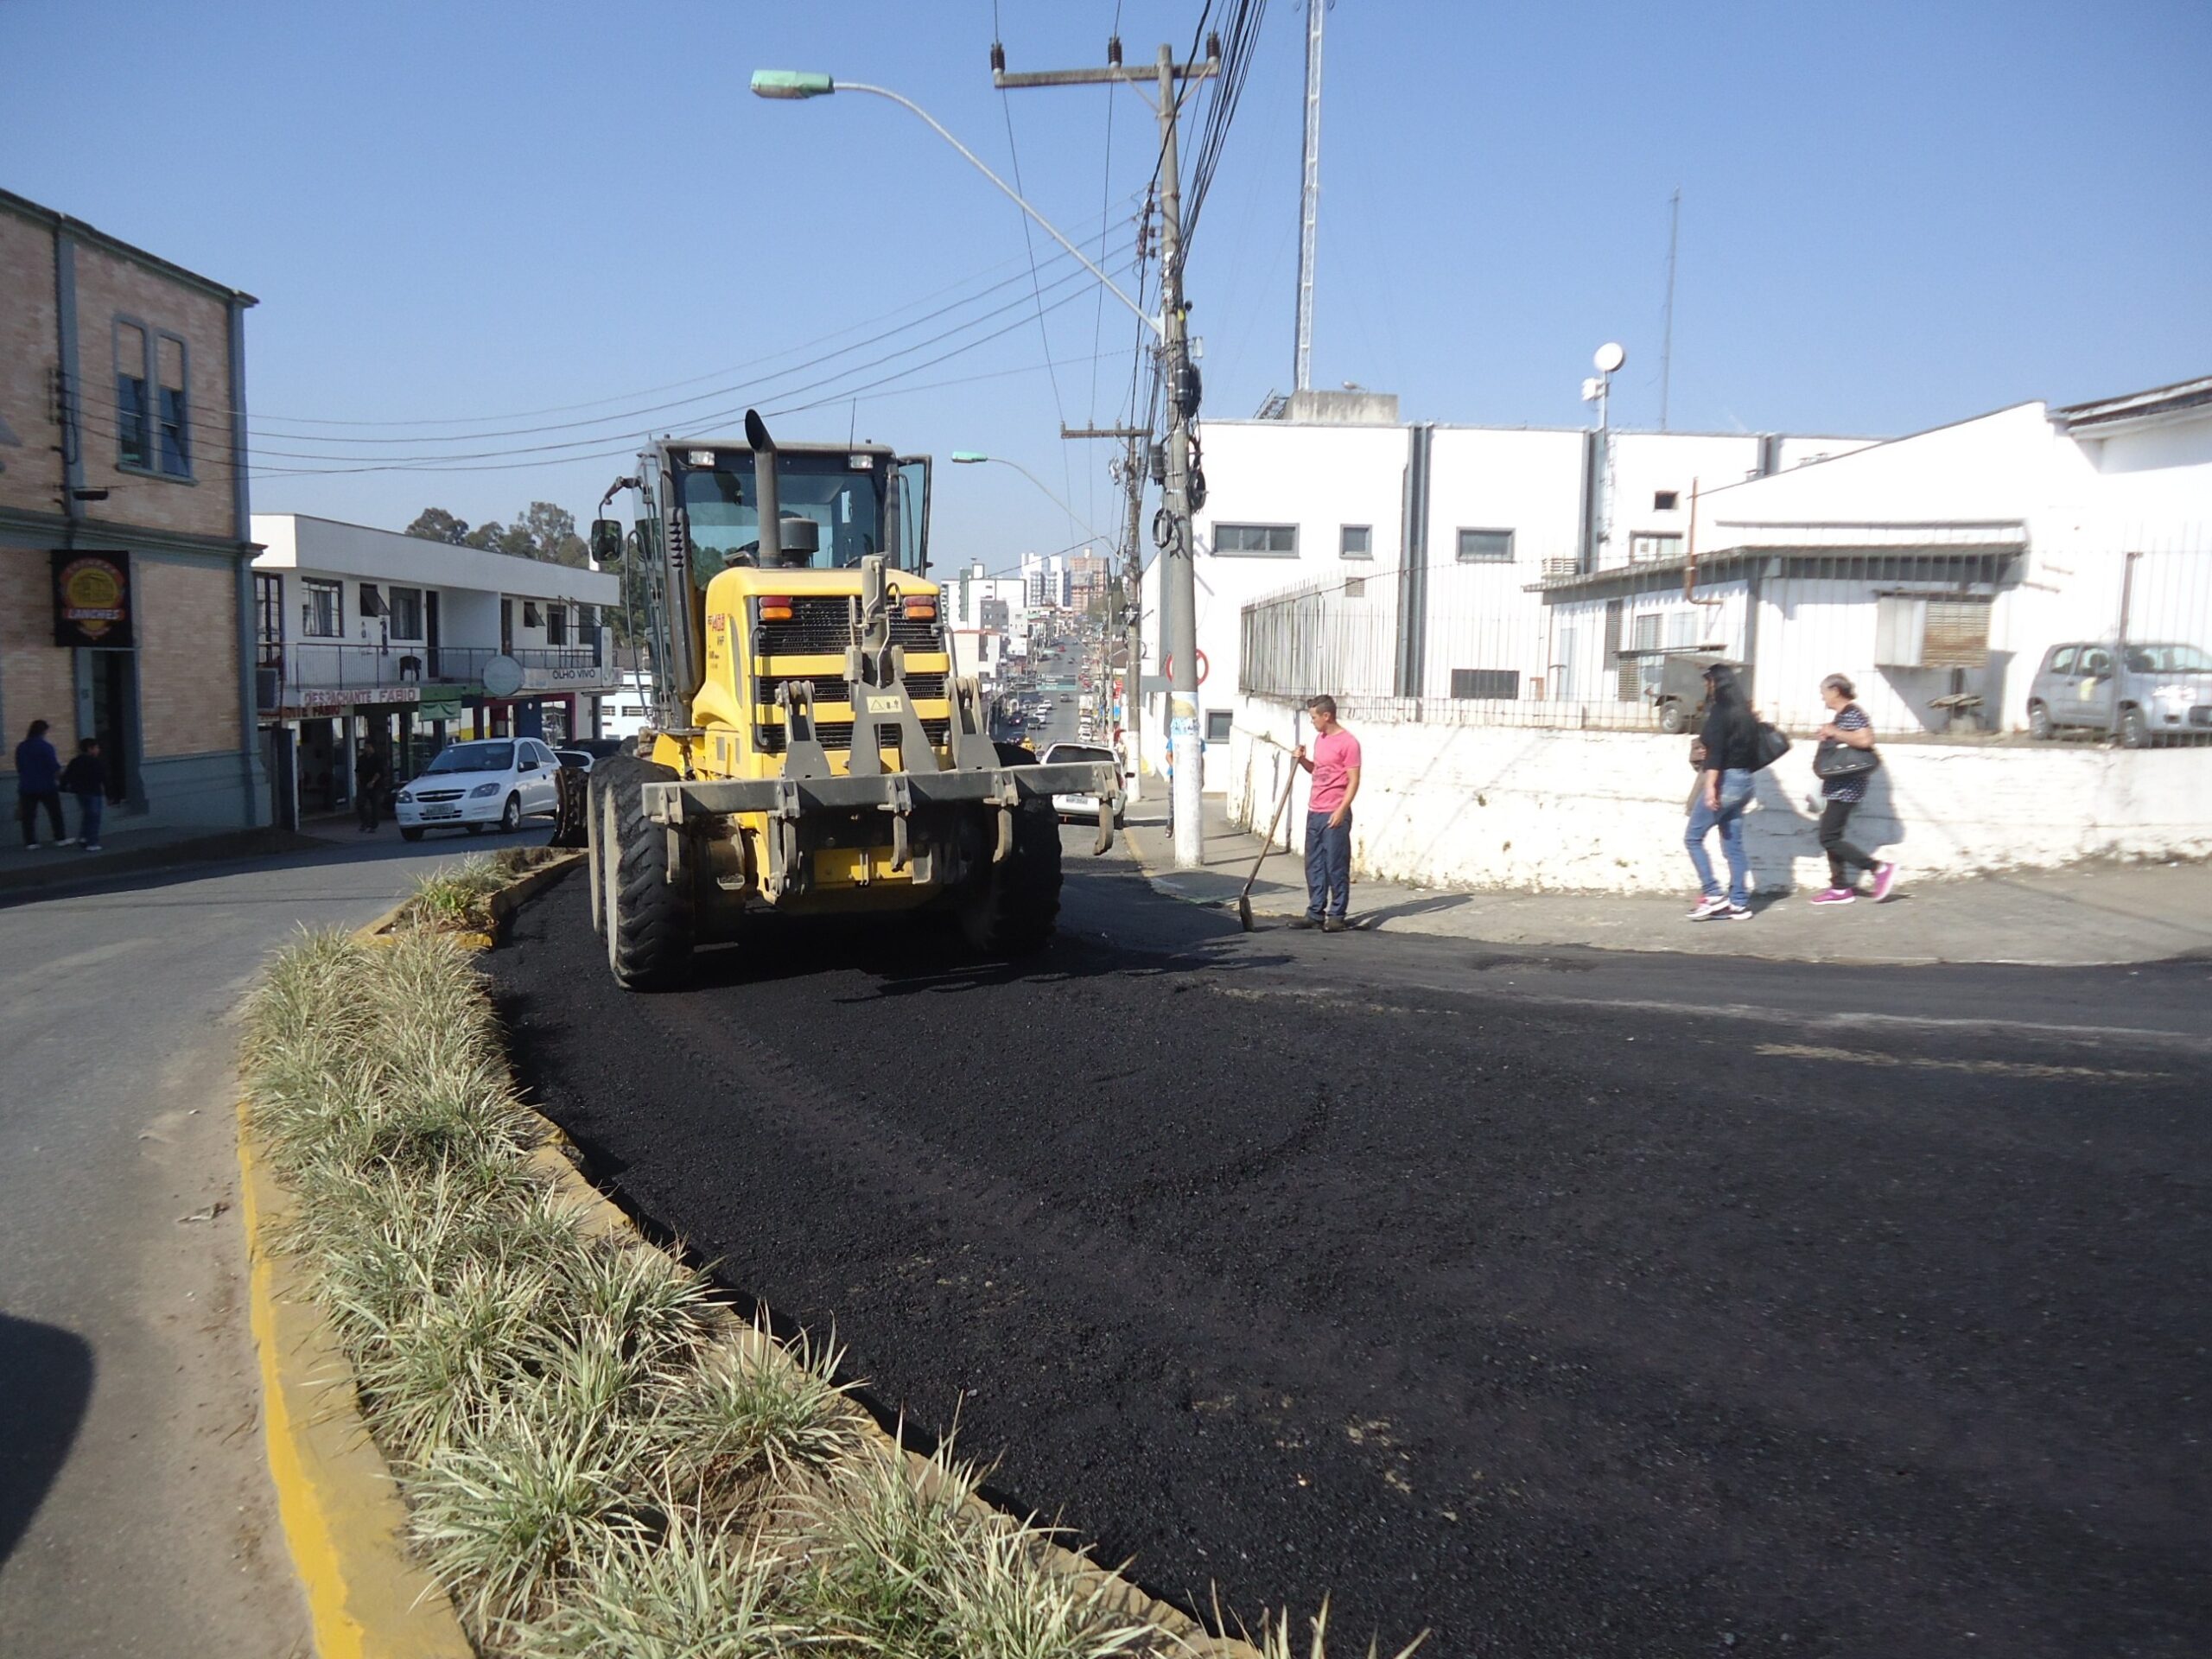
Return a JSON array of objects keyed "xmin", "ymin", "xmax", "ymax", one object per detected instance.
[
  {"xmin": 1117, "ymin": 793, "xmax": 2212, "ymax": 966},
  {"xmin": 0, "ymin": 819, "xmax": 326, "ymax": 899}
]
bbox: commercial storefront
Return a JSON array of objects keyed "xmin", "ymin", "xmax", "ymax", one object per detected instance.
[{"xmin": 1, "ymin": 189, "xmax": 266, "ymax": 834}]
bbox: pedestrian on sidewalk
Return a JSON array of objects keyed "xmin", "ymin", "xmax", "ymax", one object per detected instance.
[
  {"xmin": 1685, "ymin": 664, "xmax": 1758, "ymax": 921},
  {"xmin": 15, "ymin": 720, "xmax": 65, "ymax": 849},
  {"xmin": 1809, "ymin": 674, "xmax": 1899, "ymax": 906},
  {"xmin": 354, "ymin": 740, "xmax": 387, "ymax": 833},
  {"xmin": 60, "ymin": 738, "xmax": 107, "ymax": 853},
  {"xmin": 1289, "ymin": 695, "xmax": 1362, "ymax": 931}
]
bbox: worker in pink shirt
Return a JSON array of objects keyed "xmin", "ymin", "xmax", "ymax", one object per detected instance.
[{"xmin": 1288, "ymin": 694, "xmax": 1362, "ymax": 931}]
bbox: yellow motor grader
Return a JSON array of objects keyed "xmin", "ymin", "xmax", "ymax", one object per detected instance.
[{"xmin": 583, "ymin": 412, "xmax": 1116, "ymax": 989}]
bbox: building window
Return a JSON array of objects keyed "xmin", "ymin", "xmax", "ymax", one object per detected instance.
[
  {"xmin": 1653, "ymin": 490, "xmax": 1679, "ymax": 512},
  {"xmin": 545, "ymin": 604, "xmax": 568, "ymax": 645},
  {"xmin": 115, "ymin": 321, "xmax": 150, "ymax": 467},
  {"xmin": 1205, "ymin": 709, "xmax": 1233, "ymax": 741},
  {"xmin": 387, "ymin": 586, "xmax": 424, "ymax": 640},
  {"xmin": 1450, "ymin": 668, "xmax": 1521, "ymax": 700},
  {"xmin": 1628, "ymin": 531, "xmax": 1683, "ymax": 563},
  {"xmin": 1456, "ymin": 528, "xmax": 1515, "ymax": 563},
  {"xmin": 114, "ymin": 320, "xmax": 191, "ymax": 477},
  {"xmin": 359, "ymin": 582, "xmax": 386, "ymax": 619},
  {"xmin": 156, "ymin": 333, "xmax": 190, "ymax": 477},
  {"xmin": 1213, "ymin": 523, "xmax": 1299, "ymax": 556},
  {"xmin": 302, "ymin": 579, "xmax": 343, "ymax": 639},
  {"xmin": 1339, "ymin": 524, "xmax": 1371, "ymax": 560},
  {"xmin": 522, "ymin": 600, "xmax": 542, "ymax": 629},
  {"xmin": 1344, "ymin": 576, "xmax": 1367, "ymax": 599}
]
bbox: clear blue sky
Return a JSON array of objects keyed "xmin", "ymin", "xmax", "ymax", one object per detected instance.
[{"xmin": 6, "ymin": 1, "xmax": 2207, "ymax": 569}]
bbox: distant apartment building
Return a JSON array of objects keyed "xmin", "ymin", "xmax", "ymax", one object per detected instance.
[
  {"xmin": 1020, "ymin": 550, "xmax": 1072, "ymax": 610},
  {"xmin": 947, "ymin": 561, "xmax": 1031, "ymax": 684},
  {"xmin": 251, "ymin": 514, "xmax": 619, "ymax": 820},
  {"xmin": 0, "ymin": 188, "xmax": 268, "ymax": 830}
]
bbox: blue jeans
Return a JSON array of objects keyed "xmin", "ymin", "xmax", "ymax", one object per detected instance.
[
  {"xmin": 1305, "ymin": 809, "xmax": 1351, "ymax": 919},
  {"xmin": 75, "ymin": 791, "xmax": 104, "ymax": 846},
  {"xmin": 1684, "ymin": 768, "xmax": 1753, "ymax": 906}
]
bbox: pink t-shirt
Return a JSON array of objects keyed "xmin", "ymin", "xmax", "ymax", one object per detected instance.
[{"xmin": 1307, "ymin": 728, "xmax": 1363, "ymax": 813}]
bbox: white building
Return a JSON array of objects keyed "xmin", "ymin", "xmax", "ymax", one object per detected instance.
[
  {"xmin": 945, "ymin": 560, "xmax": 1031, "ymax": 685},
  {"xmin": 1020, "ymin": 550, "xmax": 1072, "ymax": 611},
  {"xmin": 1138, "ymin": 389, "xmax": 1874, "ymax": 778},
  {"xmin": 1536, "ymin": 377, "xmax": 2212, "ymax": 732},
  {"xmin": 250, "ymin": 513, "xmax": 620, "ymax": 818}
]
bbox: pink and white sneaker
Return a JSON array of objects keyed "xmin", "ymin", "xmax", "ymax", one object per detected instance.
[
  {"xmin": 1871, "ymin": 861, "xmax": 1901, "ymax": 902},
  {"xmin": 1808, "ymin": 887, "xmax": 1856, "ymax": 906},
  {"xmin": 1688, "ymin": 894, "xmax": 1732, "ymax": 920}
]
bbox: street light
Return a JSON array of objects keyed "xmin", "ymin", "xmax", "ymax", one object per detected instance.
[
  {"xmin": 950, "ymin": 451, "xmax": 1113, "ymax": 547},
  {"xmin": 1582, "ymin": 341, "xmax": 1626, "ymax": 563},
  {"xmin": 750, "ymin": 70, "xmax": 1160, "ymax": 340}
]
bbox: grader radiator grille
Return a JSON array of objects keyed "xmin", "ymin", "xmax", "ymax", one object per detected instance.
[{"xmin": 758, "ymin": 595, "xmax": 941, "ymax": 654}]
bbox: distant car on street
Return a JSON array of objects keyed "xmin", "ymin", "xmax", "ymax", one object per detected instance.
[
  {"xmin": 395, "ymin": 739, "xmax": 563, "ymax": 840},
  {"xmin": 1040, "ymin": 741, "xmax": 1125, "ymax": 826},
  {"xmin": 2027, "ymin": 640, "xmax": 2212, "ymax": 747}
]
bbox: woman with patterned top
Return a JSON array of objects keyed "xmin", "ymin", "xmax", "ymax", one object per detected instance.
[{"xmin": 1809, "ymin": 674, "xmax": 1898, "ymax": 906}]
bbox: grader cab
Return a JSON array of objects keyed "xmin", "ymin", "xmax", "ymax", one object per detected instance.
[{"xmin": 584, "ymin": 411, "xmax": 1116, "ymax": 988}]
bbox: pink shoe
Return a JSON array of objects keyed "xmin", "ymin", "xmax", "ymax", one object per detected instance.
[
  {"xmin": 1808, "ymin": 887, "xmax": 1856, "ymax": 906},
  {"xmin": 1871, "ymin": 862, "xmax": 1900, "ymax": 902}
]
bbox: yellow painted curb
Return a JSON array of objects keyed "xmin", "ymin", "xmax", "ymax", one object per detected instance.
[{"xmin": 238, "ymin": 1099, "xmax": 474, "ymax": 1659}]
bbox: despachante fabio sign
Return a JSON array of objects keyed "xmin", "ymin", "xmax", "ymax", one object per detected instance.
[{"xmin": 51, "ymin": 550, "xmax": 134, "ymax": 648}]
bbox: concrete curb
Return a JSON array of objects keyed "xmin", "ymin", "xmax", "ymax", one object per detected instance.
[
  {"xmin": 238, "ymin": 1100, "xmax": 474, "ymax": 1659},
  {"xmin": 245, "ymin": 855, "xmax": 1252, "ymax": 1657}
]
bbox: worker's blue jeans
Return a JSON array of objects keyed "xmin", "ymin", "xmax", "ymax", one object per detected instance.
[{"xmin": 1305, "ymin": 809, "xmax": 1351, "ymax": 920}]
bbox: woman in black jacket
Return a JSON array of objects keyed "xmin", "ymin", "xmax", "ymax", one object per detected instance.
[{"xmin": 1684, "ymin": 663, "xmax": 1758, "ymax": 920}]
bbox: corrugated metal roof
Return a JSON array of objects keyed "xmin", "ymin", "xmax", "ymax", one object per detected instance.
[{"xmin": 2052, "ymin": 374, "xmax": 2212, "ymax": 432}]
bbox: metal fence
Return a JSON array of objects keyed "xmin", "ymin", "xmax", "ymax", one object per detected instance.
[
  {"xmin": 255, "ymin": 644, "xmax": 616, "ymax": 709},
  {"xmin": 1240, "ymin": 526, "xmax": 2212, "ymax": 741}
]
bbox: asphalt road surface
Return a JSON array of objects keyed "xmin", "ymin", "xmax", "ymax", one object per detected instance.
[{"xmin": 492, "ymin": 842, "xmax": 2210, "ymax": 1658}]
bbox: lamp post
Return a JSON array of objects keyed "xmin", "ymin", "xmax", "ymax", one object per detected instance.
[
  {"xmin": 1581, "ymin": 341, "xmax": 1626, "ymax": 569},
  {"xmin": 756, "ymin": 64, "xmax": 1204, "ymax": 863},
  {"xmin": 750, "ymin": 72, "xmax": 1159, "ymax": 341}
]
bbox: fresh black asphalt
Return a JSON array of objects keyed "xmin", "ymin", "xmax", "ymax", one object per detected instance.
[{"xmin": 491, "ymin": 852, "xmax": 2211, "ymax": 1658}]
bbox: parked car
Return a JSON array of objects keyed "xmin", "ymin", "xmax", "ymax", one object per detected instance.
[
  {"xmin": 395, "ymin": 739, "xmax": 563, "ymax": 840},
  {"xmin": 1039, "ymin": 741, "xmax": 1126, "ymax": 825},
  {"xmin": 2027, "ymin": 640, "xmax": 2212, "ymax": 747}
]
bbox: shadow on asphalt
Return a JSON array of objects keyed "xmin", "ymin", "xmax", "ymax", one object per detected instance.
[{"xmin": 0, "ymin": 1313, "xmax": 93, "ymax": 1566}]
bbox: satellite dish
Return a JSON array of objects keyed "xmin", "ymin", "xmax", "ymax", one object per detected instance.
[
  {"xmin": 482, "ymin": 654, "xmax": 525, "ymax": 699},
  {"xmin": 1593, "ymin": 341, "xmax": 1627, "ymax": 374}
]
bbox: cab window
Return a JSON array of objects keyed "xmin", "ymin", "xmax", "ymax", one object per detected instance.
[{"xmin": 679, "ymin": 454, "xmax": 885, "ymax": 585}]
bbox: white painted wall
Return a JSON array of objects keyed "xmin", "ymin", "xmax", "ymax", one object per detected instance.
[{"xmin": 1228, "ymin": 695, "xmax": 2212, "ymax": 895}]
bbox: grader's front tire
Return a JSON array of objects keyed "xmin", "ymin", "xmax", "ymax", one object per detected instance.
[
  {"xmin": 599, "ymin": 754, "xmax": 695, "ymax": 990},
  {"xmin": 585, "ymin": 772, "xmax": 607, "ymax": 937},
  {"xmin": 959, "ymin": 793, "xmax": 1063, "ymax": 957}
]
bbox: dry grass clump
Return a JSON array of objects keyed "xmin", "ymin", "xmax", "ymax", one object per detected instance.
[
  {"xmin": 394, "ymin": 848, "xmax": 562, "ymax": 934},
  {"xmin": 244, "ymin": 928, "xmax": 1213, "ymax": 1657}
]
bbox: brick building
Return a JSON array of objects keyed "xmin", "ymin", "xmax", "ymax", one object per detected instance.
[{"xmin": 0, "ymin": 188, "xmax": 265, "ymax": 831}]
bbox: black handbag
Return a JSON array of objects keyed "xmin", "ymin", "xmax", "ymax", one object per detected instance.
[
  {"xmin": 1813, "ymin": 737, "xmax": 1881, "ymax": 779},
  {"xmin": 1751, "ymin": 721, "xmax": 1791, "ymax": 772}
]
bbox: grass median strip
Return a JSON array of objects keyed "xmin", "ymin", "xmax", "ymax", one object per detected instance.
[{"xmin": 243, "ymin": 925, "xmax": 1279, "ymax": 1658}]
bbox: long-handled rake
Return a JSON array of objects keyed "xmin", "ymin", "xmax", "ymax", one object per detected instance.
[{"xmin": 1236, "ymin": 765, "xmax": 1300, "ymax": 932}]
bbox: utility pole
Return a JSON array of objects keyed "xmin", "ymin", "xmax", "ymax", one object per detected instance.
[
  {"xmin": 1659, "ymin": 188, "xmax": 1681, "ymax": 432},
  {"xmin": 998, "ymin": 34, "xmax": 1218, "ymax": 868},
  {"xmin": 1064, "ymin": 421, "xmax": 1149, "ymax": 800},
  {"xmin": 1294, "ymin": 0, "xmax": 1325, "ymax": 392}
]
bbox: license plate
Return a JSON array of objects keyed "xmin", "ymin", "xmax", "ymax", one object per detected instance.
[{"xmin": 423, "ymin": 805, "xmax": 461, "ymax": 820}]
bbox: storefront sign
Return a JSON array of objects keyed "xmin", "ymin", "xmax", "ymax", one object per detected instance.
[
  {"xmin": 51, "ymin": 550, "xmax": 134, "ymax": 647},
  {"xmin": 520, "ymin": 661, "xmax": 620, "ymax": 691},
  {"xmin": 283, "ymin": 685, "xmax": 422, "ymax": 715}
]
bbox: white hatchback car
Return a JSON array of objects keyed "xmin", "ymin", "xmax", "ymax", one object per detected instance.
[
  {"xmin": 1039, "ymin": 741, "xmax": 1126, "ymax": 826},
  {"xmin": 396, "ymin": 739, "xmax": 562, "ymax": 841}
]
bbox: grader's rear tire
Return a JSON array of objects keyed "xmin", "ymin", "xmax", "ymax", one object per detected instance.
[
  {"xmin": 598, "ymin": 753, "xmax": 695, "ymax": 990},
  {"xmin": 960, "ymin": 747, "xmax": 1063, "ymax": 957}
]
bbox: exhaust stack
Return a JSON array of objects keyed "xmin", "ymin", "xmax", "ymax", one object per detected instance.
[{"xmin": 745, "ymin": 408, "xmax": 782, "ymax": 568}]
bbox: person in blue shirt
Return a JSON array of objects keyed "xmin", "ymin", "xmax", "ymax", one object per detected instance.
[{"xmin": 15, "ymin": 720, "xmax": 65, "ymax": 849}]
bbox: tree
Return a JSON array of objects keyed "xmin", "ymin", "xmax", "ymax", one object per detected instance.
[
  {"xmin": 404, "ymin": 507, "xmax": 471, "ymax": 544},
  {"xmin": 409, "ymin": 500, "xmax": 592, "ymax": 566}
]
